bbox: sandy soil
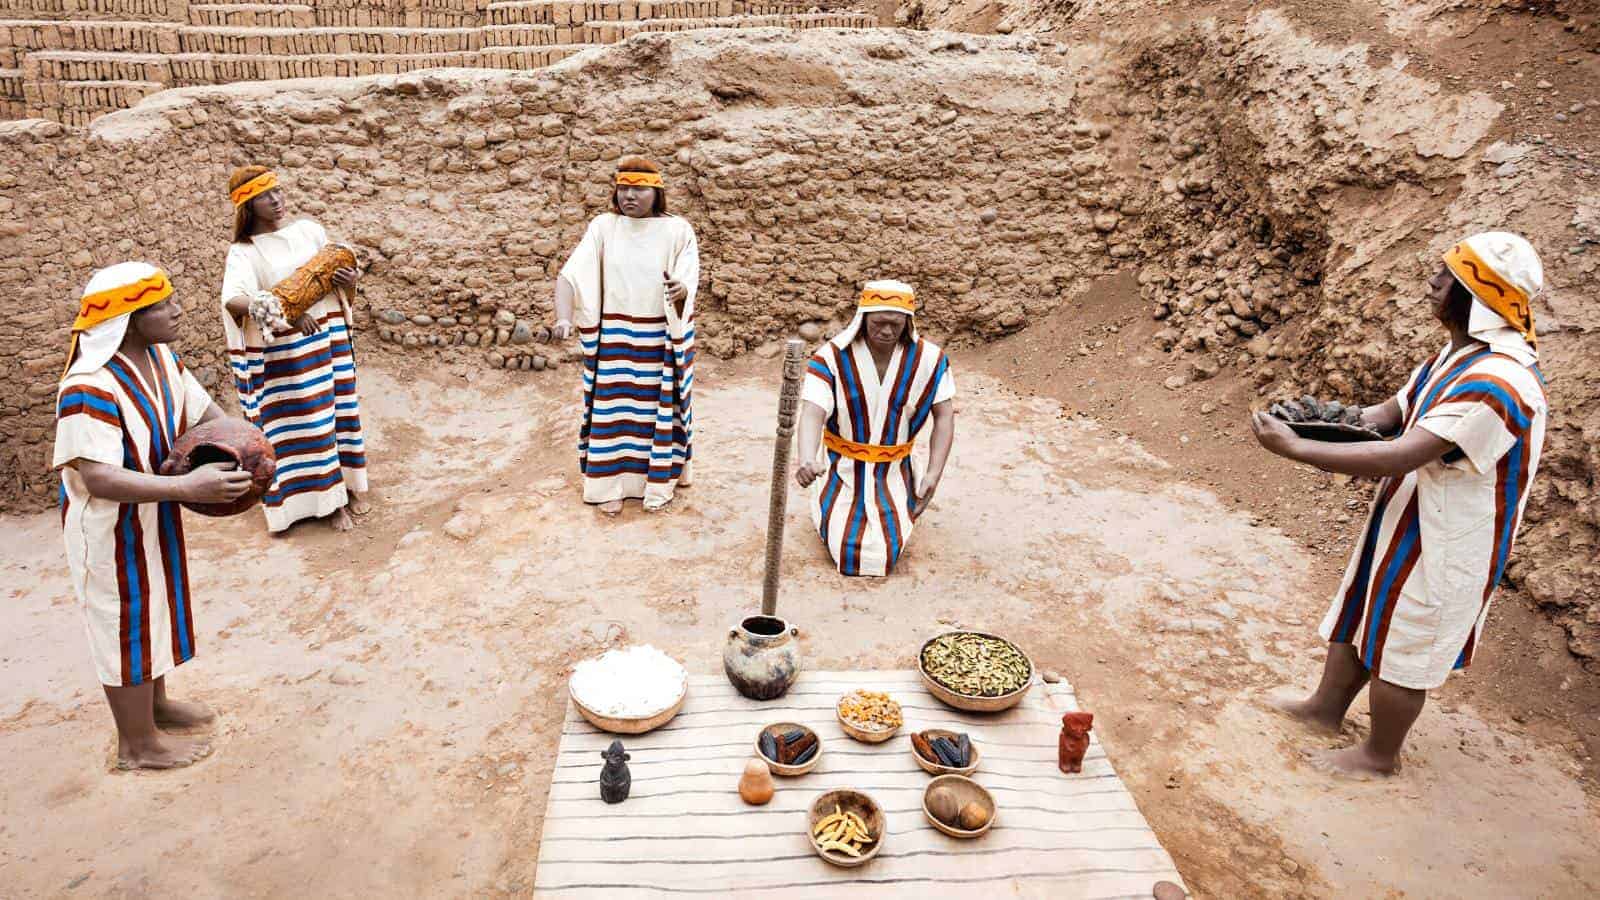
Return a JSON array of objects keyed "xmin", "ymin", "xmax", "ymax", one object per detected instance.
[{"xmin": 1, "ymin": 346, "xmax": 1597, "ymax": 897}]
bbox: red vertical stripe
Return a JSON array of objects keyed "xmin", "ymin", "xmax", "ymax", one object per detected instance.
[{"xmin": 114, "ymin": 506, "xmax": 135, "ymax": 686}]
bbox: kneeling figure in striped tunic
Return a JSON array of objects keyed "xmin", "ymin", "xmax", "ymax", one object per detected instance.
[
  {"xmin": 795, "ymin": 281, "xmax": 956, "ymax": 577},
  {"xmin": 56, "ymin": 263, "xmax": 256, "ymax": 770},
  {"xmin": 1251, "ymin": 232, "xmax": 1548, "ymax": 777}
]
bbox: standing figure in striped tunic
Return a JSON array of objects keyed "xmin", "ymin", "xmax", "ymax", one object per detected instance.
[
  {"xmin": 1251, "ymin": 232, "xmax": 1548, "ymax": 777},
  {"xmin": 552, "ymin": 157, "xmax": 698, "ymax": 515},
  {"xmin": 55, "ymin": 262, "xmax": 255, "ymax": 769},
  {"xmin": 794, "ymin": 281, "xmax": 956, "ymax": 577},
  {"xmin": 220, "ymin": 166, "xmax": 370, "ymax": 533}
]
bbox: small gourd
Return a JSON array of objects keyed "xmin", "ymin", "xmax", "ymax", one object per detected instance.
[{"xmin": 738, "ymin": 757, "xmax": 774, "ymax": 805}]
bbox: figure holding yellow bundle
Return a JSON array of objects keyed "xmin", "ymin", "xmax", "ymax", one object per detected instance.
[
  {"xmin": 794, "ymin": 281, "xmax": 956, "ymax": 577},
  {"xmin": 219, "ymin": 166, "xmax": 371, "ymax": 533}
]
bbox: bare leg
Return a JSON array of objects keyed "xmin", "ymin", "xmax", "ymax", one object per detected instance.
[
  {"xmin": 105, "ymin": 682, "xmax": 211, "ymax": 770},
  {"xmin": 1317, "ymin": 678, "xmax": 1425, "ymax": 777},
  {"xmin": 346, "ymin": 490, "xmax": 372, "ymax": 517},
  {"xmin": 152, "ymin": 675, "xmax": 214, "ymax": 729},
  {"xmin": 598, "ymin": 499, "xmax": 622, "ymax": 516},
  {"xmin": 1268, "ymin": 642, "xmax": 1369, "ymax": 732},
  {"xmin": 328, "ymin": 506, "xmax": 355, "ymax": 532}
]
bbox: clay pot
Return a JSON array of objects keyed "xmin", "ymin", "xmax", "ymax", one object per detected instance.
[
  {"xmin": 723, "ymin": 614, "xmax": 801, "ymax": 701},
  {"xmin": 159, "ymin": 417, "xmax": 277, "ymax": 517}
]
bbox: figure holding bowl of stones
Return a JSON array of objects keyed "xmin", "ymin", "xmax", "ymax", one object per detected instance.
[
  {"xmin": 220, "ymin": 166, "xmax": 371, "ymax": 534},
  {"xmin": 552, "ymin": 157, "xmax": 699, "ymax": 516}
]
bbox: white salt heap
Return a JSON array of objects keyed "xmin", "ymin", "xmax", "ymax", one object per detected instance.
[{"xmin": 569, "ymin": 644, "xmax": 688, "ymax": 718}]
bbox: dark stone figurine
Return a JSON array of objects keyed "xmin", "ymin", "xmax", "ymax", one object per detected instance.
[{"xmin": 599, "ymin": 740, "xmax": 631, "ymax": 804}]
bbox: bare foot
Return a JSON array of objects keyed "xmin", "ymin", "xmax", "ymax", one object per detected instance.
[
  {"xmin": 154, "ymin": 695, "xmax": 215, "ymax": 730},
  {"xmin": 1306, "ymin": 745, "xmax": 1399, "ymax": 779},
  {"xmin": 329, "ymin": 507, "xmax": 355, "ymax": 532},
  {"xmin": 1153, "ymin": 881, "xmax": 1188, "ymax": 900},
  {"xmin": 347, "ymin": 491, "xmax": 372, "ymax": 517},
  {"xmin": 598, "ymin": 500, "xmax": 622, "ymax": 516},
  {"xmin": 116, "ymin": 733, "xmax": 213, "ymax": 771},
  {"xmin": 1265, "ymin": 691, "xmax": 1345, "ymax": 734}
]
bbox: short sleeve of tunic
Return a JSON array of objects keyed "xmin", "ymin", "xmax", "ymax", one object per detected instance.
[
  {"xmin": 801, "ymin": 351, "xmax": 836, "ymax": 416},
  {"xmin": 53, "ymin": 375, "xmax": 124, "ymax": 469},
  {"xmin": 933, "ymin": 361, "xmax": 955, "ymax": 405},
  {"xmin": 1416, "ymin": 366, "xmax": 1535, "ymax": 475}
]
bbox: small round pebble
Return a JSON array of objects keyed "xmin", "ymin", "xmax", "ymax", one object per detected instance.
[
  {"xmin": 1042, "ymin": 670, "xmax": 1062, "ymax": 684},
  {"xmin": 1152, "ymin": 881, "xmax": 1188, "ymax": 900}
]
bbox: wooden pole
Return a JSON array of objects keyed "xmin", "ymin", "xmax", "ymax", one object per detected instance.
[{"xmin": 762, "ymin": 339, "xmax": 806, "ymax": 617}]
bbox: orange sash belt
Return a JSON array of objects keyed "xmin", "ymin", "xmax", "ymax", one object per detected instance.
[{"xmin": 823, "ymin": 430, "xmax": 914, "ymax": 463}]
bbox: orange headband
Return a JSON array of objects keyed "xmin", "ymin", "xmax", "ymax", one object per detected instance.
[
  {"xmin": 859, "ymin": 287, "xmax": 916, "ymax": 313},
  {"xmin": 63, "ymin": 269, "xmax": 174, "ymax": 378},
  {"xmin": 73, "ymin": 270, "xmax": 173, "ymax": 333},
  {"xmin": 615, "ymin": 171, "xmax": 664, "ymax": 189},
  {"xmin": 1443, "ymin": 241, "xmax": 1536, "ymax": 346},
  {"xmin": 230, "ymin": 171, "xmax": 278, "ymax": 207}
]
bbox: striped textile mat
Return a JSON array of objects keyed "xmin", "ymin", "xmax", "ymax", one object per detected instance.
[{"xmin": 533, "ymin": 670, "xmax": 1185, "ymax": 898}]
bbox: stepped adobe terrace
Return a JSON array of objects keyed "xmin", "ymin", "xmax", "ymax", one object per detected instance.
[{"xmin": 0, "ymin": 0, "xmax": 876, "ymax": 123}]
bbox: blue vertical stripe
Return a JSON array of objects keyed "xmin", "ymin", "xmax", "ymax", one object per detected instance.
[{"xmin": 118, "ymin": 507, "xmax": 144, "ymax": 685}]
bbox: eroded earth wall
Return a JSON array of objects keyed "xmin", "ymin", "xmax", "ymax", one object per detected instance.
[{"xmin": 0, "ymin": 23, "xmax": 1595, "ymax": 653}]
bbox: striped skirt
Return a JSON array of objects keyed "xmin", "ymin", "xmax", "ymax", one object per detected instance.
[
  {"xmin": 228, "ymin": 303, "xmax": 368, "ymax": 532},
  {"xmin": 578, "ymin": 313, "xmax": 693, "ymax": 507}
]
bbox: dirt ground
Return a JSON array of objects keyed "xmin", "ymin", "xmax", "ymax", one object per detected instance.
[{"xmin": 2, "ymin": 314, "xmax": 1598, "ymax": 896}]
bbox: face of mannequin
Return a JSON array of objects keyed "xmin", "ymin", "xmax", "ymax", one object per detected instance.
[
  {"xmin": 615, "ymin": 184, "xmax": 656, "ymax": 218},
  {"xmin": 863, "ymin": 311, "xmax": 908, "ymax": 354},
  {"xmin": 128, "ymin": 298, "xmax": 183, "ymax": 346},
  {"xmin": 247, "ymin": 187, "xmax": 288, "ymax": 231}
]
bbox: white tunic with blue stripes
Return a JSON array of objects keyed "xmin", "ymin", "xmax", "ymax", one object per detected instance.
[
  {"xmin": 559, "ymin": 213, "xmax": 698, "ymax": 507},
  {"xmin": 221, "ymin": 219, "xmax": 369, "ymax": 532},
  {"xmin": 1320, "ymin": 342, "xmax": 1547, "ymax": 689}
]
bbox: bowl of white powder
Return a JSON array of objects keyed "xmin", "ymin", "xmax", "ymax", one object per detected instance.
[{"xmin": 568, "ymin": 644, "xmax": 689, "ymax": 734}]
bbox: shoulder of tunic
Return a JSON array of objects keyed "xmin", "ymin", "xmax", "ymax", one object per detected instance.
[
  {"xmin": 58, "ymin": 366, "xmax": 116, "ymax": 395},
  {"xmin": 915, "ymin": 336, "xmax": 948, "ymax": 360},
  {"xmin": 1457, "ymin": 353, "xmax": 1547, "ymax": 401}
]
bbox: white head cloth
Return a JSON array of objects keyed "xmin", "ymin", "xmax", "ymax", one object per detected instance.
[
  {"xmin": 831, "ymin": 279, "xmax": 917, "ymax": 349},
  {"xmin": 68, "ymin": 261, "xmax": 166, "ymax": 377},
  {"xmin": 1452, "ymin": 231, "xmax": 1543, "ymax": 366}
]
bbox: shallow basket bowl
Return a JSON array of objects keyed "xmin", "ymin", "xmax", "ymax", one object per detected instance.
[
  {"xmin": 917, "ymin": 631, "xmax": 1035, "ymax": 713},
  {"xmin": 808, "ymin": 789, "xmax": 885, "ymax": 867},
  {"xmin": 911, "ymin": 728, "xmax": 981, "ymax": 776},
  {"xmin": 922, "ymin": 774, "xmax": 997, "ymax": 839},
  {"xmin": 756, "ymin": 722, "xmax": 823, "ymax": 776},
  {"xmin": 569, "ymin": 682, "xmax": 686, "ymax": 735},
  {"xmin": 836, "ymin": 694, "xmax": 902, "ymax": 744}
]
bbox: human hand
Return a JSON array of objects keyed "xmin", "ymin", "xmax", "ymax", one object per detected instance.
[
  {"xmin": 297, "ymin": 312, "xmax": 322, "ymax": 336},
  {"xmin": 552, "ymin": 319, "xmax": 574, "ymax": 341},
  {"xmin": 180, "ymin": 462, "xmax": 253, "ymax": 504},
  {"xmin": 910, "ymin": 477, "xmax": 940, "ymax": 519},
  {"xmin": 663, "ymin": 271, "xmax": 688, "ymax": 310},
  {"xmin": 1250, "ymin": 411, "xmax": 1300, "ymax": 458},
  {"xmin": 795, "ymin": 461, "xmax": 826, "ymax": 488},
  {"xmin": 332, "ymin": 266, "xmax": 360, "ymax": 287}
]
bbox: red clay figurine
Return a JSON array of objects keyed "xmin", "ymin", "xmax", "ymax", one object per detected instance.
[{"xmin": 1058, "ymin": 712, "xmax": 1094, "ymax": 774}]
